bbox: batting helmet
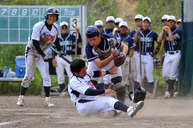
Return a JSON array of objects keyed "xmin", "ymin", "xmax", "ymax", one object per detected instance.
[
  {"xmin": 128, "ymin": 87, "xmax": 146, "ymax": 103},
  {"xmin": 45, "ymin": 7, "xmax": 59, "ymax": 21},
  {"xmin": 86, "ymin": 25, "xmax": 99, "ymax": 38}
]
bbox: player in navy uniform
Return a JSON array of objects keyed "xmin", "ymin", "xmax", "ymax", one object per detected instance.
[
  {"xmin": 68, "ymin": 59, "xmax": 144, "ymax": 117},
  {"xmin": 177, "ymin": 19, "xmax": 181, "ymax": 29},
  {"xmin": 161, "ymin": 14, "xmax": 169, "ymax": 26},
  {"xmin": 133, "ymin": 16, "xmax": 160, "ymax": 97},
  {"xmin": 85, "ymin": 25, "xmax": 128, "ymax": 103},
  {"xmin": 52, "ymin": 21, "xmax": 81, "ymax": 93},
  {"xmin": 17, "ymin": 7, "xmax": 61, "ymax": 107},
  {"xmin": 117, "ymin": 21, "xmax": 135, "ymax": 90},
  {"xmin": 103, "ymin": 16, "xmax": 115, "ymax": 35},
  {"xmin": 129, "ymin": 14, "xmax": 144, "ymax": 84},
  {"xmin": 157, "ymin": 15, "xmax": 182, "ymax": 98}
]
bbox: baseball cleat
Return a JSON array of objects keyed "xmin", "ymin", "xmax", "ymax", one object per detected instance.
[
  {"xmin": 164, "ymin": 91, "xmax": 170, "ymax": 98},
  {"xmin": 45, "ymin": 97, "xmax": 54, "ymax": 107},
  {"xmin": 127, "ymin": 101, "xmax": 144, "ymax": 117},
  {"xmin": 17, "ymin": 95, "xmax": 24, "ymax": 106}
]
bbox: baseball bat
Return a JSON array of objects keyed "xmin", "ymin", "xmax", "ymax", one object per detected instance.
[
  {"xmin": 50, "ymin": 47, "xmax": 72, "ymax": 64},
  {"xmin": 74, "ymin": 31, "xmax": 78, "ymax": 59},
  {"xmin": 138, "ymin": 34, "xmax": 143, "ymax": 87},
  {"xmin": 152, "ymin": 32, "xmax": 166, "ymax": 98},
  {"xmin": 129, "ymin": 58, "xmax": 135, "ymax": 92}
]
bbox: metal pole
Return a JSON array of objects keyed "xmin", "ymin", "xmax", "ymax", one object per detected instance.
[{"xmin": 81, "ymin": 6, "xmax": 87, "ymax": 58}]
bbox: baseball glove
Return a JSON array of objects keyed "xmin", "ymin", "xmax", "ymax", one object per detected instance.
[{"xmin": 113, "ymin": 51, "xmax": 126, "ymax": 67}]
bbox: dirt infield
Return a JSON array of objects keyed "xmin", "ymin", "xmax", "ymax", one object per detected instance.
[{"xmin": 0, "ymin": 96, "xmax": 193, "ymax": 128}]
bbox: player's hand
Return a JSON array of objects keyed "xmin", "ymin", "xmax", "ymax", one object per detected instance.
[
  {"xmin": 108, "ymin": 66, "xmax": 117, "ymax": 75},
  {"xmin": 162, "ymin": 26, "xmax": 169, "ymax": 33},
  {"xmin": 58, "ymin": 50, "xmax": 64, "ymax": 57},
  {"xmin": 75, "ymin": 27, "xmax": 80, "ymax": 33},
  {"xmin": 52, "ymin": 58, "xmax": 57, "ymax": 67},
  {"xmin": 111, "ymin": 48, "xmax": 120, "ymax": 58},
  {"xmin": 105, "ymin": 89, "xmax": 116, "ymax": 95},
  {"xmin": 43, "ymin": 55, "xmax": 49, "ymax": 62},
  {"xmin": 136, "ymin": 27, "xmax": 142, "ymax": 34},
  {"xmin": 126, "ymin": 57, "xmax": 131, "ymax": 63}
]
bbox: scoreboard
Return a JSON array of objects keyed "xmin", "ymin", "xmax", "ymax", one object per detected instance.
[{"xmin": 0, "ymin": 6, "xmax": 87, "ymax": 47}]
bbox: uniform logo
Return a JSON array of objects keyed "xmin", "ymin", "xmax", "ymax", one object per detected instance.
[
  {"xmin": 40, "ymin": 32, "xmax": 55, "ymax": 42},
  {"xmin": 88, "ymin": 81, "xmax": 94, "ymax": 89}
]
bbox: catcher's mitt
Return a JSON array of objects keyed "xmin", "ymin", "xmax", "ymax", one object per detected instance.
[{"xmin": 113, "ymin": 50, "xmax": 126, "ymax": 67}]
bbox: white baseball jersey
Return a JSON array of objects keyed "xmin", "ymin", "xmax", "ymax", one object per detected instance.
[
  {"xmin": 22, "ymin": 21, "xmax": 60, "ymax": 88},
  {"xmin": 27, "ymin": 21, "xmax": 60, "ymax": 53},
  {"xmin": 68, "ymin": 71, "xmax": 118, "ymax": 116}
]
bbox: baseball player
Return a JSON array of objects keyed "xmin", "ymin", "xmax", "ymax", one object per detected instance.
[
  {"xmin": 115, "ymin": 18, "xmax": 123, "ymax": 28},
  {"xmin": 52, "ymin": 21, "xmax": 82, "ymax": 93},
  {"xmin": 161, "ymin": 14, "xmax": 169, "ymax": 26},
  {"xmin": 85, "ymin": 25, "xmax": 128, "ymax": 103},
  {"xmin": 117, "ymin": 21, "xmax": 135, "ymax": 90},
  {"xmin": 94, "ymin": 20, "xmax": 110, "ymax": 89},
  {"xmin": 68, "ymin": 59, "xmax": 144, "ymax": 117},
  {"xmin": 103, "ymin": 16, "xmax": 115, "ymax": 35},
  {"xmin": 133, "ymin": 16, "xmax": 160, "ymax": 96},
  {"xmin": 129, "ymin": 14, "xmax": 144, "ymax": 84},
  {"xmin": 17, "ymin": 7, "xmax": 62, "ymax": 107},
  {"xmin": 157, "ymin": 15, "xmax": 182, "ymax": 98},
  {"xmin": 177, "ymin": 19, "xmax": 181, "ymax": 29}
]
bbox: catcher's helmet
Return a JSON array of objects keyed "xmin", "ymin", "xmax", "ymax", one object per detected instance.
[
  {"xmin": 128, "ymin": 87, "xmax": 146, "ymax": 103},
  {"xmin": 45, "ymin": 7, "xmax": 59, "ymax": 21},
  {"xmin": 86, "ymin": 25, "xmax": 99, "ymax": 38}
]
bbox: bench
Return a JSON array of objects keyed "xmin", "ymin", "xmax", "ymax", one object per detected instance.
[{"xmin": 0, "ymin": 77, "xmax": 23, "ymax": 82}]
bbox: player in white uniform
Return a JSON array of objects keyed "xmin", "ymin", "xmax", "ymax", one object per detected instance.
[
  {"xmin": 68, "ymin": 59, "xmax": 144, "ymax": 117},
  {"xmin": 129, "ymin": 14, "xmax": 144, "ymax": 84},
  {"xmin": 133, "ymin": 17, "xmax": 160, "ymax": 96},
  {"xmin": 157, "ymin": 15, "xmax": 182, "ymax": 98},
  {"xmin": 52, "ymin": 21, "xmax": 81, "ymax": 93},
  {"xmin": 17, "ymin": 7, "xmax": 61, "ymax": 107}
]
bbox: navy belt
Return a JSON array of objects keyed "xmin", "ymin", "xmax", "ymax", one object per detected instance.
[
  {"xmin": 167, "ymin": 50, "xmax": 180, "ymax": 54},
  {"xmin": 78, "ymin": 99, "xmax": 94, "ymax": 103}
]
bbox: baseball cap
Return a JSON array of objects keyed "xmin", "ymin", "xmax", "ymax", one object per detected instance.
[
  {"xmin": 135, "ymin": 14, "xmax": 144, "ymax": 21},
  {"xmin": 94, "ymin": 20, "xmax": 103, "ymax": 27},
  {"xmin": 60, "ymin": 21, "xmax": 68, "ymax": 27},
  {"xmin": 142, "ymin": 16, "xmax": 151, "ymax": 23},
  {"xmin": 167, "ymin": 15, "xmax": 176, "ymax": 22},
  {"xmin": 106, "ymin": 16, "xmax": 115, "ymax": 22},
  {"xmin": 115, "ymin": 18, "xmax": 123, "ymax": 24},
  {"xmin": 161, "ymin": 14, "xmax": 169, "ymax": 21},
  {"xmin": 119, "ymin": 21, "xmax": 128, "ymax": 28},
  {"xmin": 177, "ymin": 19, "xmax": 181, "ymax": 23}
]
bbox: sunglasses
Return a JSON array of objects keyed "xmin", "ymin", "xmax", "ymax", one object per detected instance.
[{"xmin": 62, "ymin": 26, "xmax": 68, "ymax": 30}]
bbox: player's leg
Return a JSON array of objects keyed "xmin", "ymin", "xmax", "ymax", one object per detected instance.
[
  {"xmin": 162, "ymin": 54, "xmax": 172, "ymax": 98},
  {"xmin": 36, "ymin": 57, "xmax": 54, "ymax": 107},
  {"xmin": 55, "ymin": 56, "xmax": 65, "ymax": 92},
  {"xmin": 144, "ymin": 55, "xmax": 154, "ymax": 95},
  {"xmin": 121, "ymin": 59, "xmax": 130, "ymax": 91},
  {"xmin": 76, "ymin": 96, "xmax": 144, "ymax": 117},
  {"xmin": 168, "ymin": 53, "xmax": 181, "ymax": 97},
  {"xmin": 17, "ymin": 49, "xmax": 36, "ymax": 106}
]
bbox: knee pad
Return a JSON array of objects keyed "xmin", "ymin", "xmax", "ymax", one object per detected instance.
[{"xmin": 21, "ymin": 76, "xmax": 33, "ymax": 88}]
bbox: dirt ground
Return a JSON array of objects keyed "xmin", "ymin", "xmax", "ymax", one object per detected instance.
[{"xmin": 0, "ymin": 95, "xmax": 193, "ymax": 128}]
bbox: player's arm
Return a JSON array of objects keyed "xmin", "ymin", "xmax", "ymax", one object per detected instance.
[
  {"xmin": 92, "ymin": 66, "xmax": 117, "ymax": 77},
  {"xmin": 32, "ymin": 40, "xmax": 46, "ymax": 57},
  {"xmin": 119, "ymin": 42, "xmax": 128, "ymax": 56},
  {"xmin": 157, "ymin": 28, "xmax": 165, "ymax": 43},
  {"xmin": 93, "ymin": 54, "xmax": 114, "ymax": 68},
  {"xmin": 133, "ymin": 28, "xmax": 141, "ymax": 43},
  {"xmin": 167, "ymin": 28, "xmax": 178, "ymax": 42},
  {"xmin": 85, "ymin": 88, "xmax": 116, "ymax": 96}
]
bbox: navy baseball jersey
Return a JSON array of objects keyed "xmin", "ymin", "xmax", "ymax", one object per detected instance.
[
  {"xmin": 118, "ymin": 33, "xmax": 136, "ymax": 50},
  {"xmin": 85, "ymin": 33, "xmax": 121, "ymax": 62},
  {"xmin": 102, "ymin": 28, "xmax": 113, "ymax": 35},
  {"xmin": 164, "ymin": 27, "xmax": 182, "ymax": 51},
  {"xmin": 129, "ymin": 29, "xmax": 138, "ymax": 51},
  {"xmin": 136, "ymin": 29, "xmax": 158, "ymax": 53},
  {"xmin": 59, "ymin": 33, "xmax": 81, "ymax": 55}
]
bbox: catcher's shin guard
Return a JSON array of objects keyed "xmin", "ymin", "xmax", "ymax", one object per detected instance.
[{"xmin": 111, "ymin": 76, "xmax": 125, "ymax": 103}]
